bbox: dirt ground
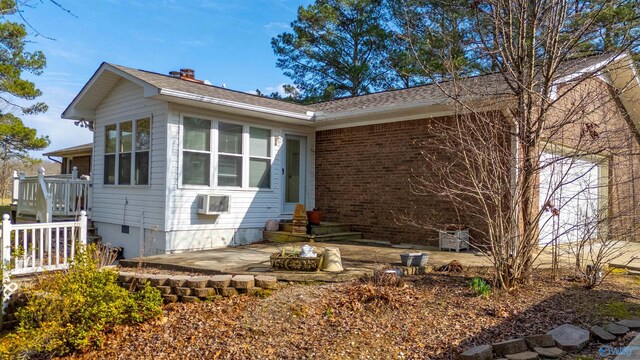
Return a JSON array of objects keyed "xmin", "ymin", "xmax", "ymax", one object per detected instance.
[{"xmin": 65, "ymin": 269, "xmax": 640, "ymax": 360}]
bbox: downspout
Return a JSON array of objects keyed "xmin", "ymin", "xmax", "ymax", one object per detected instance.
[{"xmin": 47, "ymin": 156, "xmax": 62, "ymax": 164}]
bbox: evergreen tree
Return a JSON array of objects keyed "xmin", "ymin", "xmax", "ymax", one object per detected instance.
[{"xmin": 272, "ymin": 0, "xmax": 397, "ymax": 100}]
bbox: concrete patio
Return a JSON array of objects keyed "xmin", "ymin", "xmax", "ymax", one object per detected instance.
[
  {"xmin": 119, "ymin": 239, "xmax": 640, "ymax": 282},
  {"xmin": 120, "ymin": 241, "xmax": 493, "ymax": 282}
]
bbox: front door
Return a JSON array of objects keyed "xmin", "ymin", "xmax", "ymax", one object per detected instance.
[{"xmin": 282, "ymin": 134, "xmax": 306, "ymax": 214}]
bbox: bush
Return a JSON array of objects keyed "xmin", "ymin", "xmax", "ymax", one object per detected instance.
[
  {"xmin": 0, "ymin": 244, "xmax": 163, "ymax": 357},
  {"xmin": 469, "ymin": 277, "xmax": 492, "ymax": 297}
]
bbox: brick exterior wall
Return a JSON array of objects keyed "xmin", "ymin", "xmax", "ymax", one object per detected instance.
[
  {"xmin": 315, "ymin": 78, "xmax": 640, "ymax": 246},
  {"xmin": 61, "ymin": 155, "xmax": 92, "ymax": 176},
  {"xmin": 315, "ymin": 115, "xmax": 503, "ymax": 246}
]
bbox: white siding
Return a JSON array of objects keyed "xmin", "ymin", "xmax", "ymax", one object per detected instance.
[
  {"xmin": 92, "ymin": 79, "xmax": 168, "ymax": 244},
  {"xmin": 165, "ymin": 104, "xmax": 315, "ymax": 251}
]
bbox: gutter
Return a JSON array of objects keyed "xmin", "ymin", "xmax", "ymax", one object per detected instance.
[{"xmin": 158, "ymin": 88, "xmax": 315, "ymax": 121}]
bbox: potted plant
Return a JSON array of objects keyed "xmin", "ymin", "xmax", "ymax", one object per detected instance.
[
  {"xmin": 306, "ymin": 208, "xmax": 322, "ymax": 225},
  {"xmin": 270, "ymin": 246, "xmax": 323, "ymax": 271},
  {"xmin": 399, "ymin": 252, "xmax": 429, "ymax": 267}
]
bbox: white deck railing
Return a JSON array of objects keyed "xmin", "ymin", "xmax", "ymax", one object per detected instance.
[
  {"xmin": 13, "ymin": 167, "xmax": 91, "ymax": 220},
  {"xmin": 1, "ymin": 211, "xmax": 87, "ymax": 276}
]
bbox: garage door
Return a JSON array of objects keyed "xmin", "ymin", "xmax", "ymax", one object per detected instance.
[{"xmin": 538, "ymin": 152, "xmax": 600, "ymax": 245}]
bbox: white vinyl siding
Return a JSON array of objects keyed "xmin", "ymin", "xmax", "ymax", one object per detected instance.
[
  {"xmin": 92, "ymin": 79, "xmax": 168, "ymax": 231},
  {"xmin": 166, "ymin": 104, "xmax": 315, "ymax": 237}
]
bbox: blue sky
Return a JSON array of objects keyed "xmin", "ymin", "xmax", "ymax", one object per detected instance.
[{"xmin": 16, "ymin": 0, "xmax": 312, "ymax": 159}]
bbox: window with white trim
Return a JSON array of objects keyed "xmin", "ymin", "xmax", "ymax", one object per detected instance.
[
  {"xmin": 181, "ymin": 116, "xmax": 272, "ymax": 189},
  {"xmin": 104, "ymin": 118, "xmax": 151, "ymax": 185}
]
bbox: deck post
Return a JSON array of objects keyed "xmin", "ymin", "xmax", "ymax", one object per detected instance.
[
  {"xmin": 79, "ymin": 211, "xmax": 87, "ymax": 246},
  {"xmin": 11, "ymin": 171, "xmax": 19, "ymax": 205},
  {"xmin": 1, "ymin": 214, "xmax": 16, "ymax": 321},
  {"xmin": 71, "ymin": 166, "xmax": 78, "ymax": 180}
]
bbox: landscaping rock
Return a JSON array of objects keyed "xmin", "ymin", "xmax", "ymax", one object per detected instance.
[
  {"xmin": 231, "ymin": 275, "xmax": 255, "ymax": 289},
  {"xmin": 617, "ymin": 319, "xmax": 640, "ymax": 329},
  {"xmin": 162, "ymin": 294, "xmax": 178, "ymax": 303},
  {"xmin": 460, "ymin": 345, "xmax": 493, "ymax": 360},
  {"xmin": 493, "ymin": 339, "xmax": 528, "ymax": 357},
  {"xmin": 155, "ymin": 286, "xmax": 172, "ymax": 295},
  {"xmin": 118, "ymin": 272, "xmax": 135, "ymax": 283},
  {"xmin": 255, "ymin": 275, "xmax": 278, "ymax": 289},
  {"xmin": 174, "ymin": 287, "xmax": 192, "ymax": 296},
  {"xmin": 168, "ymin": 276, "xmax": 190, "ymax": 287},
  {"xmin": 220, "ymin": 287, "xmax": 238, "ymax": 297},
  {"xmin": 525, "ymin": 334, "xmax": 556, "ymax": 348},
  {"xmin": 533, "ymin": 346, "xmax": 563, "ymax": 358},
  {"xmin": 147, "ymin": 275, "xmax": 169, "ymax": 286},
  {"xmin": 186, "ymin": 276, "xmax": 210, "ymax": 289},
  {"xmin": 505, "ymin": 351, "xmax": 539, "ymax": 360},
  {"xmin": 547, "ymin": 324, "xmax": 590, "ymax": 351},
  {"xmin": 605, "ymin": 322, "xmax": 629, "ymax": 336},
  {"xmin": 591, "ymin": 325, "xmax": 616, "ymax": 342},
  {"xmin": 181, "ymin": 296, "xmax": 200, "ymax": 303},
  {"xmin": 209, "ymin": 275, "xmax": 232, "ymax": 288},
  {"xmin": 193, "ymin": 288, "xmax": 215, "ymax": 297}
]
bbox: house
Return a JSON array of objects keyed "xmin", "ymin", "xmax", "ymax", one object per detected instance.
[
  {"xmin": 27, "ymin": 53, "xmax": 639, "ymax": 258},
  {"xmin": 43, "ymin": 143, "xmax": 93, "ymax": 176}
]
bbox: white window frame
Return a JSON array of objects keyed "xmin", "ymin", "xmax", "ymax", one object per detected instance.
[
  {"xmin": 103, "ymin": 117, "xmax": 152, "ymax": 187},
  {"xmin": 178, "ymin": 114, "xmax": 274, "ymax": 191}
]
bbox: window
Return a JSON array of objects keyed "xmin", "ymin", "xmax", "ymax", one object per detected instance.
[
  {"xmin": 249, "ymin": 127, "xmax": 271, "ymax": 188},
  {"xmin": 181, "ymin": 116, "xmax": 272, "ymax": 189},
  {"xmin": 104, "ymin": 118, "xmax": 151, "ymax": 186},
  {"xmin": 182, "ymin": 117, "xmax": 211, "ymax": 186},
  {"xmin": 218, "ymin": 122, "xmax": 243, "ymax": 187}
]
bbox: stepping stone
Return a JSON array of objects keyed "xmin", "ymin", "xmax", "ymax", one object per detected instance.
[
  {"xmin": 174, "ymin": 287, "xmax": 192, "ymax": 296},
  {"xmin": 220, "ymin": 287, "xmax": 238, "ymax": 297},
  {"xmin": 525, "ymin": 334, "xmax": 556, "ymax": 348},
  {"xmin": 493, "ymin": 339, "xmax": 528, "ymax": 357},
  {"xmin": 547, "ymin": 324, "xmax": 590, "ymax": 351},
  {"xmin": 186, "ymin": 276, "xmax": 210, "ymax": 289},
  {"xmin": 591, "ymin": 325, "xmax": 616, "ymax": 342},
  {"xmin": 231, "ymin": 275, "xmax": 255, "ymax": 289},
  {"xmin": 155, "ymin": 285, "xmax": 172, "ymax": 295},
  {"xmin": 617, "ymin": 319, "xmax": 640, "ymax": 330},
  {"xmin": 460, "ymin": 345, "xmax": 493, "ymax": 360},
  {"xmin": 193, "ymin": 288, "xmax": 215, "ymax": 297},
  {"xmin": 147, "ymin": 275, "xmax": 169, "ymax": 286},
  {"xmin": 505, "ymin": 351, "xmax": 539, "ymax": 360},
  {"xmin": 605, "ymin": 322, "xmax": 630, "ymax": 336},
  {"xmin": 255, "ymin": 275, "xmax": 278, "ymax": 289},
  {"xmin": 533, "ymin": 346, "xmax": 564, "ymax": 358},
  {"xmin": 162, "ymin": 294, "xmax": 178, "ymax": 303},
  {"xmin": 209, "ymin": 275, "xmax": 232, "ymax": 288},
  {"xmin": 167, "ymin": 275, "xmax": 190, "ymax": 287}
]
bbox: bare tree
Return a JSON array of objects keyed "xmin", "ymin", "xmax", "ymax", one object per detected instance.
[{"xmin": 394, "ymin": 0, "xmax": 640, "ymax": 289}]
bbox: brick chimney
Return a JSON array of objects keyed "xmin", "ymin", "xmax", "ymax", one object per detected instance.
[{"xmin": 168, "ymin": 68, "xmax": 204, "ymax": 84}]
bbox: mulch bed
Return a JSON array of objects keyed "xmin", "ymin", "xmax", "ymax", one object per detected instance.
[{"xmin": 63, "ymin": 269, "xmax": 640, "ymax": 359}]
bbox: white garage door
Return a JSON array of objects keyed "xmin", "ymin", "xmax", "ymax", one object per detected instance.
[{"xmin": 538, "ymin": 152, "xmax": 600, "ymax": 245}]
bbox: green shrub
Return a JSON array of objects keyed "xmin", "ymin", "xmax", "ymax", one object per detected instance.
[
  {"xmin": 469, "ymin": 277, "xmax": 492, "ymax": 297},
  {"xmin": 0, "ymin": 244, "xmax": 163, "ymax": 357}
]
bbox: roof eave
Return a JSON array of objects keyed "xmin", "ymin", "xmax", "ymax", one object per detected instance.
[
  {"xmin": 61, "ymin": 63, "xmax": 160, "ymax": 122},
  {"xmin": 314, "ymin": 96, "xmax": 513, "ymax": 130},
  {"xmin": 154, "ymin": 88, "xmax": 315, "ymax": 124}
]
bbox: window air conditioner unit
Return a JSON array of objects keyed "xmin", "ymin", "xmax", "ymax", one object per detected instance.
[{"xmin": 197, "ymin": 194, "xmax": 230, "ymax": 215}]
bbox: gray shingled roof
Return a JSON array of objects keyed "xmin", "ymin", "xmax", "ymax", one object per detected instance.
[
  {"xmin": 110, "ymin": 64, "xmax": 315, "ymax": 116},
  {"xmin": 109, "ymin": 53, "xmax": 619, "ymax": 118},
  {"xmin": 312, "ymin": 53, "xmax": 619, "ymax": 115}
]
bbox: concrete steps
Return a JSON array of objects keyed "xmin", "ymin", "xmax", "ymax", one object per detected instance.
[
  {"xmin": 263, "ymin": 221, "xmax": 362, "ymax": 243},
  {"xmin": 263, "ymin": 231, "xmax": 363, "ymax": 243}
]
